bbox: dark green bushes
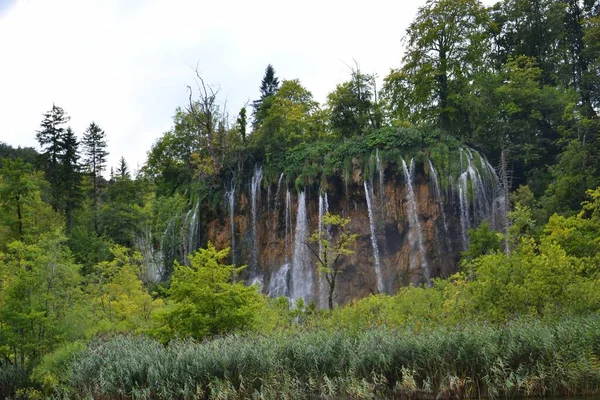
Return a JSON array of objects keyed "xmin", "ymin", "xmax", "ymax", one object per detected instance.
[{"xmin": 61, "ymin": 317, "xmax": 600, "ymax": 399}]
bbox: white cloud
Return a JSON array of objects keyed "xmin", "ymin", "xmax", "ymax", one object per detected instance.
[{"xmin": 0, "ymin": 0, "xmax": 493, "ymax": 172}]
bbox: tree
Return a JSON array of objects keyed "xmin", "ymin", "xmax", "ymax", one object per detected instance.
[
  {"xmin": 85, "ymin": 246, "xmax": 162, "ymax": 334},
  {"xmin": 253, "ymin": 64, "xmax": 280, "ymax": 127},
  {"xmin": 82, "ymin": 122, "xmax": 108, "ymax": 211},
  {"xmin": 98, "ymin": 174, "xmax": 148, "ymax": 248},
  {"xmin": 36, "ymin": 104, "xmax": 70, "ymax": 209},
  {"xmin": 158, "ymin": 243, "xmax": 263, "ymax": 340},
  {"xmin": 59, "ymin": 127, "xmax": 82, "ymax": 233},
  {"xmin": 116, "ymin": 156, "xmax": 130, "ymax": 180},
  {"xmin": 328, "ymin": 65, "xmax": 380, "ymax": 138},
  {"xmin": 382, "ymin": 0, "xmax": 487, "ymax": 134},
  {"xmin": 308, "ymin": 213, "xmax": 357, "ymax": 310},
  {"xmin": 0, "ymin": 232, "xmax": 82, "ymax": 376},
  {"xmin": 0, "ymin": 159, "xmax": 38, "ymax": 241},
  {"xmin": 236, "ymin": 107, "xmax": 247, "ymax": 142},
  {"xmin": 253, "ymin": 79, "xmax": 323, "ymax": 160},
  {"xmin": 0, "ymin": 159, "xmax": 61, "ymax": 245},
  {"xmin": 186, "ymin": 70, "xmax": 226, "ymax": 175}
]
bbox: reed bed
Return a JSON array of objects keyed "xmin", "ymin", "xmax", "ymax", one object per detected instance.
[{"xmin": 62, "ymin": 316, "xmax": 600, "ymax": 399}]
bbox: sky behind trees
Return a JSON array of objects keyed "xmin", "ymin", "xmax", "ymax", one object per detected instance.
[{"xmin": 0, "ymin": 0, "xmax": 492, "ymax": 171}]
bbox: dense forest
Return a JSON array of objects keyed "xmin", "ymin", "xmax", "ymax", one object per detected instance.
[{"xmin": 1, "ymin": 0, "xmax": 600, "ymax": 398}]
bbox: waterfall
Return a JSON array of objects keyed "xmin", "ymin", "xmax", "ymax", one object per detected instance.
[
  {"xmin": 364, "ymin": 180, "xmax": 384, "ymax": 293},
  {"xmin": 135, "ymin": 231, "xmax": 164, "ymax": 283},
  {"xmin": 318, "ymin": 191, "xmax": 330, "ymax": 307},
  {"xmin": 428, "ymin": 159, "xmax": 452, "ymax": 255},
  {"xmin": 181, "ymin": 203, "xmax": 199, "ymax": 264},
  {"xmin": 457, "ymin": 148, "xmax": 505, "ymax": 249},
  {"xmin": 376, "ymin": 149, "xmax": 386, "ymax": 219},
  {"xmin": 458, "ymin": 172, "xmax": 470, "ymax": 250},
  {"xmin": 250, "ymin": 165, "xmax": 263, "ymax": 271},
  {"xmin": 227, "ymin": 181, "xmax": 236, "ymax": 265},
  {"xmin": 402, "ymin": 159, "xmax": 431, "ymax": 286},
  {"xmin": 188, "ymin": 202, "xmax": 199, "ymax": 257},
  {"xmin": 267, "ymin": 263, "xmax": 291, "ymax": 299},
  {"xmin": 273, "ymin": 173, "xmax": 284, "ymax": 232},
  {"xmin": 291, "ymin": 191, "xmax": 313, "ymax": 304},
  {"xmin": 285, "ymin": 189, "xmax": 292, "ymax": 263}
]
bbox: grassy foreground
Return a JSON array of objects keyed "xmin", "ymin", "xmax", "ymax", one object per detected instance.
[{"xmin": 42, "ymin": 316, "xmax": 600, "ymax": 399}]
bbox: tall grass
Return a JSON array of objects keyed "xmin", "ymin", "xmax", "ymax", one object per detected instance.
[{"xmin": 62, "ymin": 316, "xmax": 600, "ymax": 399}]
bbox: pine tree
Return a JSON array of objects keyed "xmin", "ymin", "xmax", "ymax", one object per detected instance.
[
  {"xmin": 59, "ymin": 127, "xmax": 82, "ymax": 233},
  {"xmin": 237, "ymin": 107, "xmax": 247, "ymax": 142},
  {"xmin": 82, "ymin": 122, "xmax": 108, "ymax": 209},
  {"xmin": 36, "ymin": 104, "xmax": 70, "ymax": 208},
  {"xmin": 252, "ymin": 64, "xmax": 280, "ymax": 127},
  {"xmin": 116, "ymin": 156, "xmax": 130, "ymax": 180}
]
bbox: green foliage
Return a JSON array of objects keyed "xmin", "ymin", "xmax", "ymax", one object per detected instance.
[
  {"xmin": 84, "ymin": 245, "xmax": 162, "ymax": 335},
  {"xmin": 309, "ymin": 213, "xmax": 358, "ymax": 309},
  {"xmin": 98, "ymin": 174, "xmax": 150, "ymax": 248},
  {"xmin": 251, "ymin": 79, "xmax": 324, "ymax": 163},
  {"xmin": 66, "ymin": 317, "xmax": 600, "ymax": 399},
  {"xmin": 0, "ymin": 232, "xmax": 82, "ymax": 375},
  {"xmin": 382, "ymin": 0, "xmax": 487, "ymax": 134},
  {"xmin": 327, "ymin": 66, "xmax": 381, "ymax": 138},
  {"xmin": 461, "ymin": 221, "xmax": 502, "ymax": 263},
  {"xmin": 156, "ymin": 243, "xmax": 263, "ymax": 341},
  {"xmin": 31, "ymin": 341, "xmax": 86, "ymax": 395}
]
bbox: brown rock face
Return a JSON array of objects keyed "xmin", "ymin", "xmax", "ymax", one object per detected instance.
[{"xmin": 205, "ymin": 166, "xmax": 466, "ymax": 308}]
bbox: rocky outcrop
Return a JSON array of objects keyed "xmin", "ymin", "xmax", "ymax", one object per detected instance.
[{"xmin": 199, "ymin": 150, "xmax": 504, "ymax": 308}]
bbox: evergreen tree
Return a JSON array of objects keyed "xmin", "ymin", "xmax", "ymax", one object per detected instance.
[
  {"xmin": 116, "ymin": 156, "xmax": 130, "ymax": 180},
  {"xmin": 237, "ymin": 107, "xmax": 247, "ymax": 142},
  {"xmin": 82, "ymin": 122, "xmax": 108, "ymax": 209},
  {"xmin": 252, "ymin": 64, "xmax": 280, "ymax": 127},
  {"xmin": 36, "ymin": 104, "xmax": 69, "ymax": 208},
  {"xmin": 59, "ymin": 127, "xmax": 82, "ymax": 233}
]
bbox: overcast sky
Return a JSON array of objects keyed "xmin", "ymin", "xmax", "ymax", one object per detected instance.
[{"xmin": 0, "ymin": 0, "xmax": 492, "ymax": 173}]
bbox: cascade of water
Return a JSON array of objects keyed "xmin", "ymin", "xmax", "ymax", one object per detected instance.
[
  {"xmin": 227, "ymin": 181, "xmax": 236, "ymax": 265},
  {"xmin": 428, "ymin": 161, "xmax": 448, "ymax": 226},
  {"xmin": 376, "ymin": 149, "xmax": 386, "ymax": 219},
  {"xmin": 136, "ymin": 231, "xmax": 164, "ymax": 283},
  {"xmin": 188, "ymin": 202, "xmax": 199, "ymax": 257},
  {"xmin": 250, "ymin": 165, "xmax": 263, "ymax": 271},
  {"xmin": 364, "ymin": 181, "xmax": 385, "ymax": 293},
  {"xmin": 428, "ymin": 159, "xmax": 452, "ymax": 256},
  {"xmin": 273, "ymin": 173, "xmax": 284, "ymax": 232},
  {"xmin": 267, "ymin": 263, "xmax": 291, "ymax": 299},
  {"xmin": 317, "ymin": 191, "xmax": 330, "ymax": 307},
  {"xmin": 402, "ymin": 159, "xmax": 431, "ymax": 286},
  {"xmin": 291, "ymin": 191, "xmax": 313, "ymax": 304},
  {"xmin": 285, "ymin": 189, "xmax": 292, "ymax": 263},
  {"xmin": 181, "ymin": 203, "xmax": 199, "ymax": 264},
  {"xmin": 458, "ymin": 171, "xmax": 470, "ymax": 250},
  {"xmin": 457, "ymin": 148, "xmax": 505, "ymax": 249}
]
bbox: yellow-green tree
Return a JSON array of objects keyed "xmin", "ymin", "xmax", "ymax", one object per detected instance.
[
  {"xmin": 309, "ymin": 213, "xmax": 357, "ymax": 310},
  {"xmin": 0, "ymin": 232, "xmax": 81, "ymax": 375},
  {"xmin": 86, "ymin": 246, "xmax": 162, "ymax": 334},
  {"xmin": 158, "ymin": 243, "xmax": 263, "ymax": 341}
]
